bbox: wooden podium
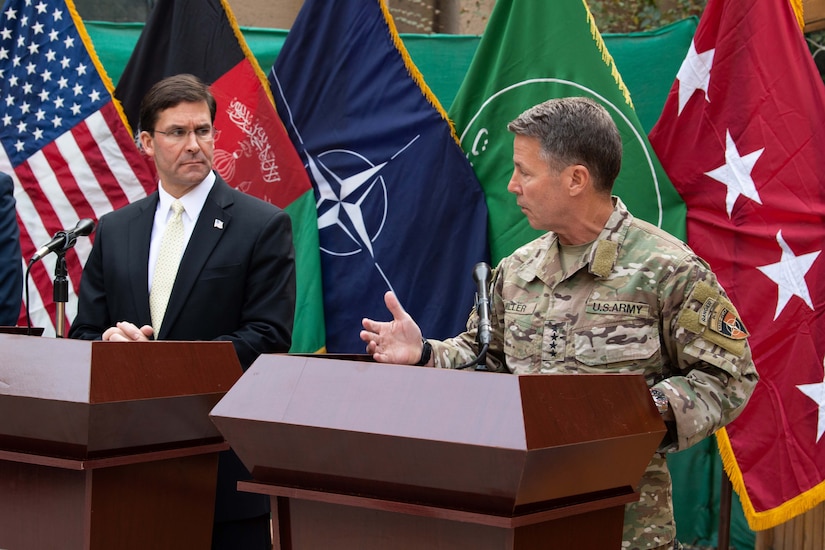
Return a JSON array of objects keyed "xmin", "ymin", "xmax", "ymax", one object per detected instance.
[
  {"xmin": 210, "ymin": 354, "xmax": 667, "ymax": 549},
  {"xmin": 0, "ymin": 333, "xmax": 243, "ymax": 550}
]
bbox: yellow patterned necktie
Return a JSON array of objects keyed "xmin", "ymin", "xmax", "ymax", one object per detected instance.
[{"xmin": 150, "ymin": 200, "xmax": 185, "ymax": 337}]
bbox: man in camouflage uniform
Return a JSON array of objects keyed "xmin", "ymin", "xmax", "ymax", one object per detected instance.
[{"xmin": 360, "ymin": 96, "xmax": 758, "ymax": 550}]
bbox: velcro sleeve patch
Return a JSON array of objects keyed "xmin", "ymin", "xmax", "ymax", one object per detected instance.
[
  {"xmin": 678, "ymin": 281, "xmax": 749, "ymax": 357},
  {"xmin": 591, "ymin": 240, "xmax": 618, "ymax": 278}
]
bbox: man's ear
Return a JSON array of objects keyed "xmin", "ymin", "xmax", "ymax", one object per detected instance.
[
  {"xmin": 567, "ymin": 164, "xmax": 590, "ymax": 196},
  {"xmin": 138, "ymin": 131, "xmax": 155, "ymax": 157}
]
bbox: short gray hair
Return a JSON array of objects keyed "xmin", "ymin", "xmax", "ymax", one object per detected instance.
[{"xmin": 507, "ymin": 97, "xmax": 622, "ymax": 193}]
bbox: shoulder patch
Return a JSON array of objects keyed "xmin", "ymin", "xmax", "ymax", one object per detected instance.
[
  {"xmin": 677, "ymin": 281, "xmax": 749, "ymax": 357},
  {"xmin": 699, "ymin": 297, "xmax": 749, "ymax": 340}
]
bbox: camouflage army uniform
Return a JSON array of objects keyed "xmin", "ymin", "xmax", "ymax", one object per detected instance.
[{"xmin": 430, "ymin": 198, "xmax": 758, "ymax": 549}]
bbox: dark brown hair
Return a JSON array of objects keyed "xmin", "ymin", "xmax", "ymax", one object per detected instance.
[{"xmin": 138, "ymin": 74, "xmax": 217, "ymax": 133}]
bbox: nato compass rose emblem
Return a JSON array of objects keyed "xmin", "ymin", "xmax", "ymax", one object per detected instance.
[
  {"xmin": 269, "ymin": 71, "xmax": 417, "ymax": 289},
  {"xmin": 305, "ymin": 137, "xmax": 418, "ymax": 289}
]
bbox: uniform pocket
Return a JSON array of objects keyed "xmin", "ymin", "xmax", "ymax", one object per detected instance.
[
  {"xmin": 573, "ymin": 318, "xmax": 660, "ymax": 369},
  {"xmin": 503, "ymin": 312, "xmax": 541, "ymax": 362}
]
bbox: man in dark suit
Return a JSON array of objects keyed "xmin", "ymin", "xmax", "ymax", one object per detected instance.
[
  {"xmin": 69, "ymin": 74, "xmax": 295, "ymax": 549},
  {"xmin": 0, "ymin": 172, "xmax": 22, "ymax": 326}
]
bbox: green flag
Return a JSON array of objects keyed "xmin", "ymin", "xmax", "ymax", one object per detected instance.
[{"xmin": 448, "ymin": 0, "xmax": 686, "ymax": 264}]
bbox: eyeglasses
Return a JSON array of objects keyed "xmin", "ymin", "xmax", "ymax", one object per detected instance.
[{"xmin": 153, "ymin": 127, "xmax": 215, "ymax": 142}]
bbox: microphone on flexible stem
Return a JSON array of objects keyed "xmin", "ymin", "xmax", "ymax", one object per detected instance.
[
  {"xmin": 25, "ymin": 218, "xmax": 96, "ymax": 338},
  {"xmin": 29, "ymin": 218, "xmax": 96, "ymax": 264},
  {"xmin": 473, "ymin": 262, "xmax": 492, "ymax": 371},
  {"xmin": 455, "ymin": 261, "xmax": 496, "ymax": 371}
]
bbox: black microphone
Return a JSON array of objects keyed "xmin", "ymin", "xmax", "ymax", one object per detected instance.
[
  {"xmin": 473, "ymin": 262, "xmax": 492, "ymax": 348},
  {"xmin": 30, "ymin": 218, "xmax": 96, "ymax": 263}
]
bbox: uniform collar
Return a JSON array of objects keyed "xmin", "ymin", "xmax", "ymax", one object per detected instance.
[
  {"xmin": 586, "ymin": 196, "xmax": 632, "ymax": 278},
  {"xmin": 520, "ymin": 196, "xmax": 632, "ymax": 284}
]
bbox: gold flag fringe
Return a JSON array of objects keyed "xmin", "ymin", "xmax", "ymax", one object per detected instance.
[
  {"xmin": 789, "ymin": 0, "xmax": 805, "ymax": 32},
  {"xmin": 219, "ymin": 0, "xmax": 278, "ymax": 109},
  {"xmin": 714, "ymin": 0, "xmax": 821, "ymax": 532},
  {"xmin": 66, "ymin": 0, "xmax": 135, "ymax": 136},
  {"xmin": 717, "ymin": 426, "xmax": 825, "ymax": 530},
  {"xmin": 581, "ymin": 0, "xmax": 635, "ymax": 110},
  {"xmin": 220, "ymin": 0, "xmax": 325, "ymax": 355},
  {"xmin": 378, "ymin": 0, "xmax": 461, "ymax": 145}
]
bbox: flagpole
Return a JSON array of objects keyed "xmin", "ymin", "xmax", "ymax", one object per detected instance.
[{"xmin": 718, "ymin": 474, "xmax": 732, "ymax": 549}]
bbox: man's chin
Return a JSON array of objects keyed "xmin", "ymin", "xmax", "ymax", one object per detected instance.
[
  {"xmin": 179, "ymin": 166, "xmax": 210, "ymax": 182},
  {"xmin": 521, "ymin": 212, "xmax": 537, "ymax": 228}
]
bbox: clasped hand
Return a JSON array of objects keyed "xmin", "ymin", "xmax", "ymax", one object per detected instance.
[{"xmin": 102, "ymin": 321, "xmax": 155, "ymax": 342}]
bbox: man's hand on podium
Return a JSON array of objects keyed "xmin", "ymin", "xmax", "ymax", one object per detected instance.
[{"xmin": 102, "ymin": 321, "xmax": 154, "ymax": 342}]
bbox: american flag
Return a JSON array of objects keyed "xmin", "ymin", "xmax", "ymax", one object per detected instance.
[{"xmin": 0, "ymin": 0, "xmax": 154, "ymax": 335}]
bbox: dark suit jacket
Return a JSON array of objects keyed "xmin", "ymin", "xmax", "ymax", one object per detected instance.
[
  {"xmin": 0, "ymin": 172, "xmax": 22, "ymax": 326},
  {"xmin": 69, "ymin": 175, "xmax": 296, "ymax": 521}
]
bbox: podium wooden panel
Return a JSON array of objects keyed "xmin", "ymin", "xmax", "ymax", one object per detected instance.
[
  {"xmin": 0, "ymin": 333, "xmax": 243, "ymax": 550},
  {"xmin": 210, "ymin": 354, "xmax": 667, "ymax": 549}
]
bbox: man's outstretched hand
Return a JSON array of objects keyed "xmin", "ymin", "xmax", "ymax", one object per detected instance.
[{"xmin": 360, "ymin": 291, "xmax": 427, "ymax": 365}]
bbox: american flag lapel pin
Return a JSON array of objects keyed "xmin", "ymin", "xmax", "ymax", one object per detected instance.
[{"xmin": 214, "ymin": 219, "xmax": 224, "ymax": 229}]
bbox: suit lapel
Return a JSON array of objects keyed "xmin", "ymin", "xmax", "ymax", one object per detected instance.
[
  {"xmin": 128, "ymin": 194, "xmax": 158, "ymax": 326},
  {"xmin": 158, "ymin": 178, "xmax": 234, "ymax": 338}
]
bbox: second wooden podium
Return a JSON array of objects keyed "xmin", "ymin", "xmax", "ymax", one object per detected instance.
[
  {"xmin": 210, "ymin": 354, "xmax": 667, "ymax": 549},
  {"xmin": 0, "ymin": 334, "xmax": 242, "ymax": 550}
]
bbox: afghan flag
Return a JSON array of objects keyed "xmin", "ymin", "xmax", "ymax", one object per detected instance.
[
  {"xmin": 649, "ymin": 0, "xmax": 825, "ymax": 529},
  {"xmin": 448, "ymin": 0, "xmax": 686, "ymax": 264},
  {"xmin": 114, "ymin": 0, "xmax": 325, "ymax": 353},
  {"xmin": 270, "ymin": 0, "xmax": 489, "ymax": 353}
]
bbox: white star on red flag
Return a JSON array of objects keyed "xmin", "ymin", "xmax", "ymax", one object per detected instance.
[
  {"xmin": 756, "ymin": 230, "xmax": 820, "ymax": 320},
  {"xmin": 704, "ymin": 129, "xmax": 763, "ymax": 217},
  {"xmin": 649, "ymin": 0, "xmax": 825, "ymax": 530},
  {"xmin": 676, "ymin": 41, "xmax": 715, "ymax": 115},
  {"xmin": 798, "ymin": 362, "xmax": 825, "ymax": 443}
]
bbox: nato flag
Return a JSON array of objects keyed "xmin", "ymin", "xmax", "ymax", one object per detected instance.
[{"xmin": 270, "ymin": 0, "xmax": 489, "ymax": 353}]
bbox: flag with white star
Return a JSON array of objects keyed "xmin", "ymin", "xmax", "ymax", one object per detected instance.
[
  {"xmin": 649, "ymin": 0, "xmax": 825, "ymax": 529},
  {"xmin": 0, "ymin": 0, "xmax": 154, "ymax": 335}
]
